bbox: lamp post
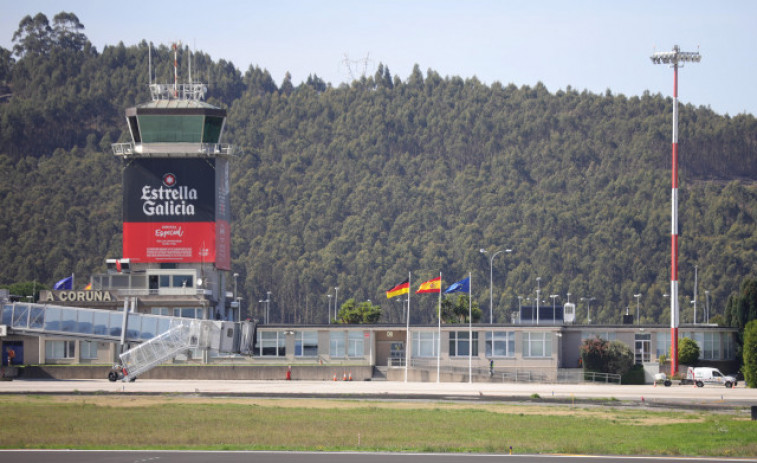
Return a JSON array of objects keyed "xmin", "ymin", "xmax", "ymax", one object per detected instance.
[
  {"xmin": 634, "ymin": 293, "xmax": 641, "ymax": 325},
  {"xmin": 233, "ymin": 273, "xmax": 239, "ymax": 321},
  {"xmin": 704, "ymin": 290, "xmax": 710, "ymax": 323},
  {"xmin": 550, "ymin": 294, "xmax": 558, "ymax": 324},
  {"xmin": 258, "ymin": 299, "xmax": 265, "ymax": 324},
  {"xmin": 327, "ymin": 294, "xmax": 332, "ymax": 324},
  {"xmin": 264, "ymin": 292, "xmax": 271, "ymax": 324},
  {"xmin": 651, "ymin": 44, "xmax": 701, "ymax": 377},
  {"xmin": 581, "ymin": 297, "xmax": 595, "ymax": 324},
  {"xmin": 693, "ymin": 264, "xmax": 698, "ymax": 325},
  {"xmin": 535, "ymin": 277, "xmax": 541, "ymax": 325},
  {"xmin": 480, "ymin": 248, "xmax": 512, "ymax": 324},
  {"xmin": 334, "ymin": 286, "xmax": 339, "ymax": 322}
]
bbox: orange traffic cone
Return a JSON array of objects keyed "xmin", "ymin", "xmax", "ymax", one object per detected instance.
[
  {"xmin": 333, "ymin": 374, "xmax": 337, "ymax": 381},
  {"xmin": 343, "ymin": 371, "xmax": 347, "ymax": 381},
  {"xmin": 348, "ymin": 372, "xmax": 353, "ymax": 381}
]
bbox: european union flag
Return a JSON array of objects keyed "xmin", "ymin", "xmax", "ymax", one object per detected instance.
[
  {"xmin": 444, "ymin": 277, "xmax": 470, "ymax": 294},
  {"xmin": 53, "ymin": 275, "xmax": 73, "ymax": 290}
]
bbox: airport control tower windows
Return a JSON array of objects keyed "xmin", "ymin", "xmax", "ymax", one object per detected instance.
[
  {"xmin": 139, "ymin": 115, "xmax": 204, "ymax": 143},
  {"xmin": 202, "ymin": 116, "xmax": 224, "ymax": 143},
  {"xmin": 128, "ymin": 116, "xmax": 141, "ymax": 143}
]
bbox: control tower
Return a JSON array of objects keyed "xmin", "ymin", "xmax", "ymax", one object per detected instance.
[{"xmin": 108, "ymin": 45, "xmax": 238, "ymax": 322}]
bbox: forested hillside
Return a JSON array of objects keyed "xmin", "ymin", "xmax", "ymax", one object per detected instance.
[{"xmin": 2, "ymin": 12, "xmax": 757, "ymax": 326}]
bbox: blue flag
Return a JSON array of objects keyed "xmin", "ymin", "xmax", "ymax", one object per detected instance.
[
  {"xmin": 53, "ymin": 275, "xmax": 73, "ymax": 290},
  {"xmin": 444, "ymin": 277, "xmax": 470, "ymax": 294}
]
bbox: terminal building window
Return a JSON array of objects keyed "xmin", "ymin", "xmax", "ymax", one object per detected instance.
[
  {"xmin": 295, "ymin": 331, "xmax": 318, "ymax": 357},
  {"xmin": 724, "ymin": 333, "xmax": 733, "ymax": 360},
  {"xmin": 45, "ymin": 340, "xmax": 75, "ymax": 360},
  {"xmin": 656, "ymin": 331, "xmax": 670, "ymax": 358},
  {"xmin": 80, "ymin": 341, "xmax": 98, "ymax": 359},
  {"xmin": 449, "ymin": 331, "xmax": 478, "ymax": 357},
  {"xmin": 486, "ymin": 331, "xmax": 515, "ymax": 358},
  {"xmin": 412, "ymin": 331, "xmax": 439, "ymax": 358},
  {"xmin": 330, "ymin": 331, "xmax": 346, "ymax": 358},
  {"xmin": 348, "ymin": 331, "xmax": 365, "ymax": 358},
  {"xmin": 581, "ymin": 331, "xmax": 615, "ymax": 342},
  {"xmin": 258, "ymin": 331, "xmax": 285, "ymax": 357},
  {"xmin": 682, "ymin": 331, "xmax": 723, "ymax": 360},
  {"xmin": 522, "ymin": 332, "xmax": 552, "ymax": 358}
]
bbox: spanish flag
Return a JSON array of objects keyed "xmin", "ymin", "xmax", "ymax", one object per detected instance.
[
  {"xmin": 416, "ymin": 276, "xmax": 442, "ymax": 294},
  {"xmin": 84, "ymin": 282, "xmax": 92, "ymax": 290},
  {"xmin": 386, "ymin": 279, "xmax": 410, "ymax": 299}
]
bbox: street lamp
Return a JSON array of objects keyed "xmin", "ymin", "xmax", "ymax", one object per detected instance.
[
  {"xmin": 549, "ymin": 294, "xmax": 559, "ymax": 324},
  {"xmin": 634, "ymin": 293, "xmax": 641, "ymax": 325},
  {"xmin": 651, "ymin": 44, "xmax": 701, "ymax": 376},
  {"xmin": 233, "ymin": 273, "xmax": 239, "ymax": 321},
  {"xmin": 581, "ymin": 297, "xmax": 595, "ymax": 324},
  {"xmin": 535, "ymin": 277, "xmax": 541, "ymax": 325},
  {"xmin": 258, "ymin": 299, "xmax": 265, "ymax": 324},
  {"xmin": 704, "ymin": 290, "xmax": 710, "ymax": 323},
  {"xmin": 334, "ymin": 286, "xmax": 339, "ymax": 322},
  {"xmin": 480, "ymin": 248, "xmax": 512, "ymax": 324},
  {"xmin": 327, "ymin": 294, "xmax": 332, "ymax": 324}
]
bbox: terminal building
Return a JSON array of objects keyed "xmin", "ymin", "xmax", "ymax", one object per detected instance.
[{"xmin": 0, "ymin": 49, "xmax": 740, "ymax": 383}]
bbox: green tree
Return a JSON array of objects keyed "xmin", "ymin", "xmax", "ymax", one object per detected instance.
[
  {"xmin": 11, "ymin": 13, "xmax": 52, "ymax": 57},
  {"xmin": 51, "ymin": 12, "xmax": 88, "ymax": 51},
  {"xmin": 336, "ymin": 298, "xmax": 381, "ymax": 324},
  {"xmin": 743, "ymin": 320, "xmax": 757, "ymax": 388},
  {"xmin": 606, "ymin": 341, "xmax": 634, "ymax": 377},
  {"xmin": 1, "ymin": 281, "xmax": 46, "ymax": 301},
  {"xmin": 580, "ymin": 336, "xmax": 608, "ymax": 372},
  {"xmin": 440, "ymin": 294, "xmax": 481, "ymax": 323},
  {"xmin": 580, "ymin": 337, "xmax": 634, "ymax": 376},
  {"xmin": 678, "ymin": 337, "xmax": 700, "ymax": 366}
]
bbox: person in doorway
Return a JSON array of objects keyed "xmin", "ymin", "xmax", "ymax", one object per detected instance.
[{"xmin": 7, "ymin": 349, "xmax": 15, "ymax": 366}]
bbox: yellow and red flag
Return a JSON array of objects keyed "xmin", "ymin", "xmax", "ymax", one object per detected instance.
[
  {"xmin": 386, "ymin": 279, "xmax": 410, "ymax": 299},
  {"xmin": 416, "ymin": 276, "xmax": 442, "ymax": 294}
]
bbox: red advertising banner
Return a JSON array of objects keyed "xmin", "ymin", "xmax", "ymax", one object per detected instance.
[
  {"xmin": 122, "ymin": 158, "xmax": 231, "ymax": 269},
  {"xmin": 123, "ymin": 222, "xmax": 218, "ymax": 264}
]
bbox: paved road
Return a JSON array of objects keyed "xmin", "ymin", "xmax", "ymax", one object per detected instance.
[
  {"xmin": 2, "ymin": 450, "xmax": 756, "ymax": 463},
  {"xmin": 1, "ymin": 378, "xmax": 755, "ymax": 407}
]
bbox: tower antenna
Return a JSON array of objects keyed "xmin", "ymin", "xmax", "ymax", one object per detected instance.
[
  {"xmin": 650, "ymin": 44, "xmax": 701, "ymax": 377},
  {"xmin": 188, "ymin": 44, "xmax": 192, "ymax": 86},
  {"xmin": 172, "ymin": 41, "xmax": 182, "ymax": 98},
  {"xmin": 148, "ymin": 42, "xmax": 152, "ymax": 86}
]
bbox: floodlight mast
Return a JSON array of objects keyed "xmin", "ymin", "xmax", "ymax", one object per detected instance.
[{"xmin": 650, "ymin": 45, "xmax": 701, "ymax": 377}]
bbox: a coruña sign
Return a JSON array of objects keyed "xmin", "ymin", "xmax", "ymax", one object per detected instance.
[{"xmin": 43, "ymin": 290, "xmax": 115, "ymax": 303}]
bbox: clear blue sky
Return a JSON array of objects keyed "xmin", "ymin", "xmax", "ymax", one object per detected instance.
[{"xmin": 2, "ymin": 0, "xmax": 756, "ymax": 116}]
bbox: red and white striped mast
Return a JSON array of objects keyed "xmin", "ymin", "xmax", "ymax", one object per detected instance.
[{"xmin": 650, "ymin": 45, "xmax": 701, "ymax": 376}]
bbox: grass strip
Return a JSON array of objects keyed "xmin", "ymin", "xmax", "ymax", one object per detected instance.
[{"xmin": 0, "ymin": 395, "xmax": 753, "ymax": 457}]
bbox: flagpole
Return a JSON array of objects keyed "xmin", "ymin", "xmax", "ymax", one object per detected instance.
[
  {"xmin": 437, "ymin": 271, "xmax": 442, "ymax": 383},
  {"xmin": 405, "ymin": 271, "xmax": 411, "ymax": 383},
  {"xmin": 468, "ymin": 271, "xmax": 472, "ymax": 384}
]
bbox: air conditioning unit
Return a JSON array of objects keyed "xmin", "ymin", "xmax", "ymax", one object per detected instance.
[{"xmin": 0, "ymin": 325, "xmax": 7, "ymax": 336}]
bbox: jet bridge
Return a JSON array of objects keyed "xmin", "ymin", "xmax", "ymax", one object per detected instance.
[{"xmin": 1, "ymin": 302, "xmax": 255, "ymax": 380}]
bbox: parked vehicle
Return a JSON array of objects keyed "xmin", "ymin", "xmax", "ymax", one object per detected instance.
[{"xmin": 656, "ymin": 367, "xmax": 737, "ymax": 388}]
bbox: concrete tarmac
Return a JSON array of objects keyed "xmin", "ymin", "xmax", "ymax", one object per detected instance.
[{"xmin": 1, "ymin": 378, "xmax": 756, "ymax": 407}]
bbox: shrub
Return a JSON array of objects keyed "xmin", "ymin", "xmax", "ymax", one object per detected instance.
[{"xmin": 678, "ymin": 337, "xmax": 700, "ymax": 366}]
